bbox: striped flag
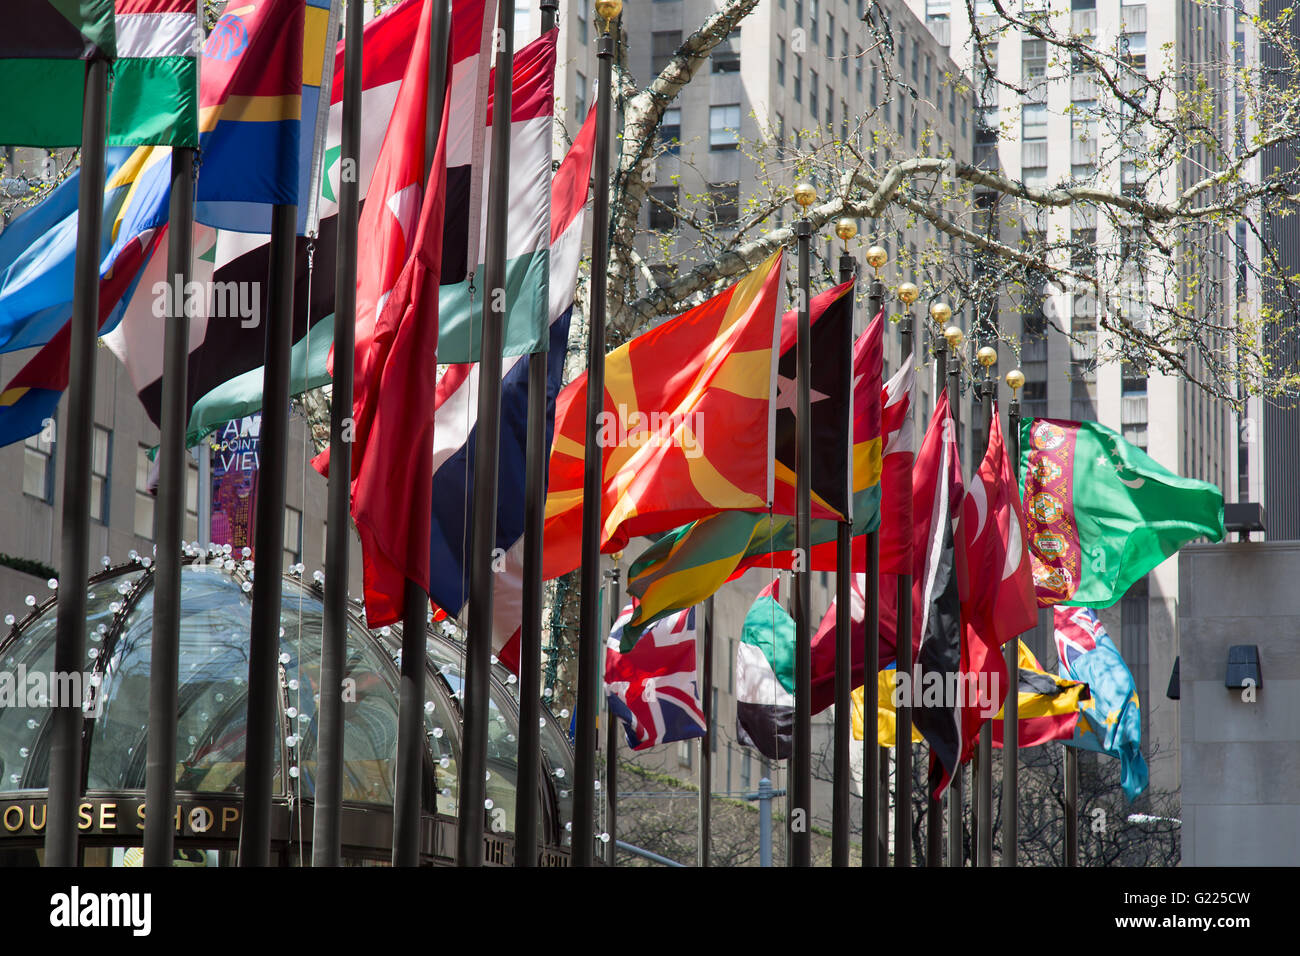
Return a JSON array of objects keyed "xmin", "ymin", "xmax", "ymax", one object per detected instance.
[
  {"xmin": 109, "ymin": 0, "xmax": 201, "ymax": 148},
  {"xmin": 605, "ymin": 605, "xmax": 707, "ymax": 750},
  {"xmin": 432, "ymin": 97, "xmax": 594, "ymax": 671},
  {"xmin": 736, "ymin": 579, "xmax": 794, "ymax": 760}
]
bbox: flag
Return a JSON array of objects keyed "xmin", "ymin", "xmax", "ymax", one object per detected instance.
[
  {"xmin": 108, "ymin": 0, "xmax": 201, "ymax": 147},
  {"xmin": 957, "ymin": 402, "xmax": 1037, "ymax": 758},
  {"xmin": 855, "ymin": 640, "xmax": 1088, "ymax": 748},
  {"xmin": 991, "ymin": 639, "xmax": 1090, "ymax": 749},
  {"xmin": 617, "ymin": 296, "xmax": 878, "ymax": 648},
  {"xmin": 779, "ymin": 353, "xmax": 911, "ymax": 707},
  {"xmin": 0, "ymin": 0, "xmax": 116, "ymax": 146},
  {"xmin": 542, "ymin": 250, "xmax": 785, "ymax": 579},
  {"xmin": 192, "ymin": 0, "xmax": 321, "ymax": 232},
  {"xmin": 346, "ymin": 44, "xmax": 451, "ymax": 628},
  {"xmin": 736, "ymin": 579, "xmax": 794, "ymax": 761},
  {"xmin": 907, "ymin": 390, "xmax": 965, "ymax": 797},
  {"xmin": 104, "ymin": 0, "xmax": 420, "ymax": 443},
  {"xmin": 433, "ymin": 95, "xmax": 592, "ymax": 674},
  {"xmin": 604, "ymin": 605, "xmax": 707, "ymax": 750},
  {"xmin": 1054, "ymin": 605, "xmax": 1149, "ymax": 800},
  {"xmin": 1021, "ymin": 417, "xmax": 1225, "ymax": 608}
]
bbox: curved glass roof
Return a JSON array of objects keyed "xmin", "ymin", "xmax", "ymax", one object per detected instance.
[{"xmin": 0, "ymin": 553, "xmax": 573, "ymax": 846}]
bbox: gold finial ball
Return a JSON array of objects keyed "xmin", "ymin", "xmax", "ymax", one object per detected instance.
[
  {"xmin": 595, "ymin": 0, "xmax": 622, "ymax": 22},
  {"xmin": 897, "ymin": 282, "xmax": 919, "ymax": 305},
  {"xmin": 943, "ymin": 325, "xmax": 964, "ymax": 349},
  {"xmin": 835, "ymin": 218, "xmax": 858, "ymax": 242},
  {"xmin": 865, "ymin": 245, "xmax": 888, "ymax": 269},
  {"xmin": 977, "ymin": 345, "xmax": 998, "ymax": 368},
  {"xmin": 930, "ymin": 301, "xmax": 952, "ymax": 324},
  {"xmin": 793, "ymin": 182, "xmax": 817, "ymax": 208},
  {"xmin": 1006, "ymin": 368, "xmax": 1026, "ymax": 392},
  {"xmin": 611, "ymin": 550, "xmax": 623, "ymax": 562}
]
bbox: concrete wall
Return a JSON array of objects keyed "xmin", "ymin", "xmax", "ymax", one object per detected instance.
[{"xmin": 1178, "ymin": 541, "xmax": 1300, "ymax": 866}]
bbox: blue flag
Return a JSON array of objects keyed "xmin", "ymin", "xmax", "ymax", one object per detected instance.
[{"xmin": 1054, "ymin": 605, "xmax": 1149, "ymax": 801}]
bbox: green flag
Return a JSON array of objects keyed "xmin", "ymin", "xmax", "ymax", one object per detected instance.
[
  {"xmin": 0, "ymin": 0, "xmax": 116, "ymax": 146},
  {"xmin": 1020, "ymin": 417, "xmax": 1225, "ymax": 607}
]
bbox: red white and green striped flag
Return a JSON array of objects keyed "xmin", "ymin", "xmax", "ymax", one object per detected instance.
[
  {"xmin": 109, "ymin": 0, "xmax": 199, "ymax": 146},
  {"xmin": 1020, "ymin": 417, "xmax": 1226, "ymax": 608}
]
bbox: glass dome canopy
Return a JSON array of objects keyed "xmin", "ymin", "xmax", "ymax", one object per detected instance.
[{"xmin": 0, "ymin": 549, "xmax": 574, "ymax": 865}]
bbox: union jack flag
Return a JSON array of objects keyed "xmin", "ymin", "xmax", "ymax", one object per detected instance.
[{"xmin": 605, "ymin": 604, "xmax": 707, "ymax": 751}]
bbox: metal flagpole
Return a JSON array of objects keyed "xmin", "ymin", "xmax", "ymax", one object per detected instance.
[
  {"xmin": 144, "ymin": 146, "xmax": 197, "ymax": 867},
  {"xmin": 925, "ymin": 308, "xmax": 947, "ymax": 869},
  {"xmin": 458, "ymin": 0, "xmax": 515, "ymax": 867},
  {"xmin": 516, "ymin": 0, "xmax": 561, "ymax": 871},
  {"xmin": 394, "ymin": 0, "xmax": 451, "ymax": 867},
  {"xmin": 1003, "ymin": 367, "xmax": 1025, "ymax": 866},
  {"xmin": 44, "ymin": 57, "xmax": 110, "ymax": 868},
  {"xmin": 942, "ymin": 319, "xmax": 963, "ymax": 869},
  {"xmin": 698, "ymin": 594, "xmax": 713, "ymax": 866},
  {"xmin": 974, "ymin": 344, "xmax": 999, "ymax": 867},
  {"xmin": 606, "ymin": 567, "xmax": 621, "ymax": 866},
  {"xmin": 893, "ymin": 281, "xmax": 918, "ymax": 868},
  {"xmin": 315, "ymin": 0, "xmax": 365, "ymax": 868},
  {"xmin": 790, "ymin": 181, "xmax": 817, "ymax": 868},
  {"xmin": 574, "ymin": 0, "xmax": 621, "ymax": 866},
  {"xmin": 831, "ymin": 220, "xmax": 857, "ymax": 868},
  {"xmin": 863, "ymin": 246, "xmax": 887, "ymax": 867},
  {"xmin": 1065, "ymin": 738, "xmax": 1079, "ymax": 865},
  {"xmin": 238, "ymin": 201, "xmax": 298, "ymax": 867}
]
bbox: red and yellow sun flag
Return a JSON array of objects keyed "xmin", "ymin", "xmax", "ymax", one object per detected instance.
[{"xmin": 543, "ymin": 250, "xmax": 785, "ymax": 580}]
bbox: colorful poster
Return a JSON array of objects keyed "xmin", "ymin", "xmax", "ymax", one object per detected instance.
[{"xmin": 209, "ymin": 414, "xmax": 261, "ymax": 551}]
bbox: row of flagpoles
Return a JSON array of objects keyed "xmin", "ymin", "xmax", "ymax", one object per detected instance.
[{"xmin": 6, "ymin": 0, "xmax": 1202, "ymax": 867}]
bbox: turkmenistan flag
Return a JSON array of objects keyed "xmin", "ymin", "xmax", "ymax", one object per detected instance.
[
  {"xmin": 1020, "ymin": 417, "xmax": 1225, "ymax": 607},
  {"xmin": 619, "ymin": 301, "xmax": 881, "ymax": 649},
  {"xmin": 736, "ymin": 580, "xmax": 794, "ymax": 761}
]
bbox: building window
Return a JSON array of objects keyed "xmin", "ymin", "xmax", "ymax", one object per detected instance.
[
  {"xmin": 794, "ymin": 55, "xmax": 802, "ymax": 102},
  {"xmin": 728, "ymin": 638, "xmax": 735, "ymax": 694},
  {"xmin": 574, "ymin": 71, "xmax": 587, "ymax": 120},
  {"xmin": 841, "ymin": 29, "xmax": 849, "ymax": 75},
  {"xmin": 135, "ymin": 444, "xmax": 154, "ymax": 539},
  {"xmin": 576, "ymin": 4, "xmax": 588, "ymax": 44},
  {"xmin": 712, "ymin": 39, "xmax": 740, "ymax": 73},
  {"xmin": 660, "ymin": 107, "xmax": 681, "ymax": 153},
  {"xmin": 284, "ymin": 505, "xmax": 302, "ymax": 566},
  {"xmin": 90, "ymin": 425, "xmax": 111, "ymax": 523},
  {"xmin": 809, "ymin": 69, "xmax": 819, "ymax": 121},
  {"xmin": 185, "ymin": 459, "xmax": 199, "ymax": 542},
  {"xmin": 810, "ymin": 0, "xmax": 819, "ymax": 34},
  {"xmin": 708, "ymin": 181, "xmax": 739, "ymax": 224},
  {"xmin": 825, "ymin": 84, "xmax": 832, "ymax": 128},
  {"xmin": 924, "ymin": 53, "xmax": 932, "ymax": 96},
  {"xmin": 711, "ymin": 686, "xmax": 718, "ymax": 752},
  {"xmin": 652, "ymin": 30, "xmax": 681, "ymax": 75},
  {"xmin": 776, "ymin": 37, "xmax": 785, "ymax": 85},
  {"xmin": 648, "ymin": 184, "xmax": 678, "ymax": 230},
  {"xmin": 740, "ymin": 749, "xmax": 752, "ymax": 789},
  {"xmin": 709, "ymin": 103, "xmax": 740, "ymax": 149},
  {"xmin": 795, "ymin": 0, "xmax": 803, "ymax": 27},
  {"xmin": 22, "ymin": 426, "xmax": 55, "ymax": 503},
  {"xmin": 1022, "ymin": 102, "xmax": 1047, "ymax": 141},
  {"xmin": 826, "ymin": 12, "xmax": 834, "ymax": 53},
  {"xmin": 677, "ymin": 738, "xmax": 693, "ymax": 768},
  {"xmin": 912, "ymin": 40, "xmax": 919, "ymax": 82},
  {"xmin": 1121, "ymin": 32, "xmax": 1146, "ymax": 72}
]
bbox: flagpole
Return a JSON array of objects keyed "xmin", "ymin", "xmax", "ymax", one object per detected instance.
[
  {"xmin": 831, "ymin": 220, "xmax": 857, "ymax": 868},
  {"xmin": 1065, "ymin": 735, "xmax": 1079, "ymax": 865},
  {"xmin": 790, "ymin": 181, "xmax": 817, "ymax": 868},
  {"xmin": 893, "ymin": 281, "xmax": 918, "ymax": 868},
  {"xmin": 1003, "ymin": 367, "xmax": 1025, "ymax": 867},
  {"xmin": 238, "ymin": 200, "xmax": 298, "ymax": 867},
  {"xmin": 606, "ymin": 566, "xmax": 621, "ymax": 866},
  {"xmin": 574, "ymin": 0, "xmax": 621, "ymax": 867},
  {"xmin": 943, "ymin": 320, "xmax": 963, "ymax": 869},
  {"xmin": 864, "ymin": 245, "xmax": 887, "ymax": 867},
  {"xmin": 314, "ymin": 0, "xmax": 365, "ymax": 869},
  {"xmin": 43, "ymin": 56, "xmax": 110, "ymax": 868},
  {"xmin": 698, "ymin": 593, "xmax": 713, "ymax": 867},
  {"xmin": 458, "ymin": 0, "xmax": 515, "ymax": 867},
  {"xmin": 974, "ymin": 345, "xmax": 999, "ymax": 867},
  {"xmin": 516, "ymin": 0, "xmax": 561, "ymax": 872},
  {"xmin": 144, "ymin": 145, "xmax": 197, "ymax": 868},
  {"xmin": 926, "ymin": 311, "xmax": 948, "ymax": 869}
]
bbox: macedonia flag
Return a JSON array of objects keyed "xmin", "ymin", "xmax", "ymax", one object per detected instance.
[{"xmin": 542, "ymin": 250, "xmax": 784, "ymax": 579}]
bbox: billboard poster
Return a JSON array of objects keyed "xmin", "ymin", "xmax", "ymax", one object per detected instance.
[{"xmin": 209, "ymin": 414, "xmax": 261, "ymax": 551}]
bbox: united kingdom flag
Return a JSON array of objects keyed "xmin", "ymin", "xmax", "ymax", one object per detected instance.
[{"xmin": 605, "ymin": 604, "xmax": 708, "ymax": 751}]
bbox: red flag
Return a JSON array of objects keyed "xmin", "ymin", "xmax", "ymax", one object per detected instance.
[
  {"xmin": 348, "ymin": 72, "xmax": 450, "ymax": 627},
  {"xmin": 957, "ymin": 404, "xmax": 1037, "ymax": 759}
]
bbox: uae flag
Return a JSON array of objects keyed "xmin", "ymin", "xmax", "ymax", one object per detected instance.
[{"xmin": 736, "ymin": 579, "xmax": 794, "ymax": 761}]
